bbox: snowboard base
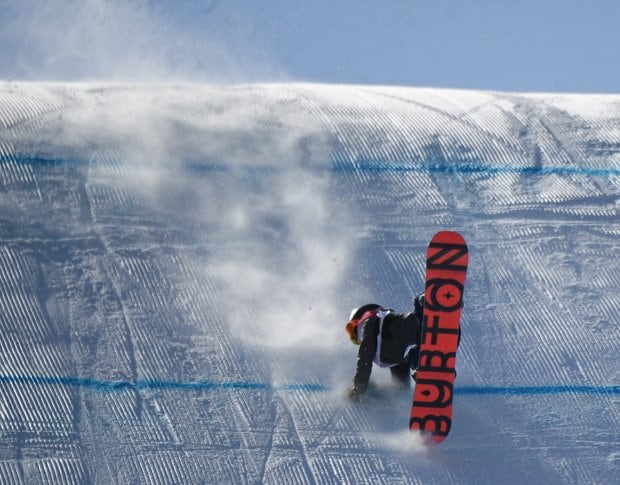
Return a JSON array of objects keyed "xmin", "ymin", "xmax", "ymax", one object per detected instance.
[{"xmin": 409, "ymin": 231, "xmax": 468, "ymax": 444}]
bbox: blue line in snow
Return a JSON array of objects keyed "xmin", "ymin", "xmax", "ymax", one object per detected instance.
[
  {"xmin": 455, "ymin": 385, "xmax": 620, "ymax": 396},
  {"xmin": 7, "ymin": 156, "xmax": 620, "ymax": 178},
  {"xmin": 0, "ymin": 374, "xmax": 326, "ymax": 393},
  {"xmin": 333, "ymin": 160, "xmax": 620, "ymax": 178},
  {"xmin": 1, "ymin": 374, "xmax": 617, "ymax": 396}
]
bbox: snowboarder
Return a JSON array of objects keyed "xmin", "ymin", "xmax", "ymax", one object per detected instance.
[{"xmin": 345, "ymin": 294, "xmax": 425, "ymax": 401}]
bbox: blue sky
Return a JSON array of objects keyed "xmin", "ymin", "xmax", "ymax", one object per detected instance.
[{"xmin": 1, "ymin": 0, "xmax": 618, "ymax": 93}]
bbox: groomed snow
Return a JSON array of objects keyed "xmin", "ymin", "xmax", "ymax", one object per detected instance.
[{"xmin": 0, "ymin": 82, "xmax": 618, "ymax": 483}]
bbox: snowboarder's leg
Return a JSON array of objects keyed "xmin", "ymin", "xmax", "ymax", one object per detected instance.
[{"xmin": 390, "ymin": 364, "xmax": 410, "ymax": 387}]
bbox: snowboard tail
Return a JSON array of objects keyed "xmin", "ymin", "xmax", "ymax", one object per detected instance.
[{"xmin": 409, "ymin": 231, "xmax": 468, "ymax": 444}]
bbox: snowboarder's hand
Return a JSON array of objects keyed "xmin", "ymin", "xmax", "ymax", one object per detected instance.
[{"xmin": 348, "ymin": 386, "xmax": 366, "ymax": 401}]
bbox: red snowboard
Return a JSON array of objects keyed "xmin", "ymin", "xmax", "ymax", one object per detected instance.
[{"xmin": 409, "ymin": 231, "xmax": 468, "ymax": 444}]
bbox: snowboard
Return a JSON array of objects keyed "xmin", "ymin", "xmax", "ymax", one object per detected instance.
[{"xmin": 409, "ymin": 231, "xmax": 468, "ymax": 444}]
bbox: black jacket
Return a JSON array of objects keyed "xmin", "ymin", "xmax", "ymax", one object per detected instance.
[{"xmin": 353, "ymin": 310, "xmax": 422, "ymax": 391}]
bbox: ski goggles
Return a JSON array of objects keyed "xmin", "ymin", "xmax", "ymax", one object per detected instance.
[{"xmin": 345, "ymin": 319, "xmax": 362, "ymax": 345}]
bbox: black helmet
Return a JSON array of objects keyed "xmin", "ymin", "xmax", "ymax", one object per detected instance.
[
  {"xmin": 346, "ymin": 304, "xmax": 382, "ymax": 345},
  {"xmin": 348, "ymin": 304, "xmax": 382, "ymax": 322}
]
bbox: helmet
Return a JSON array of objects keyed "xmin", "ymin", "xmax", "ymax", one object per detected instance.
[
  {"xmin": 345, "ymin": 304, "xmax": 381, "ymax": 345},
  {"xmin": 349, "ymin": 303, "xmax": 382, "ymax": 322}
]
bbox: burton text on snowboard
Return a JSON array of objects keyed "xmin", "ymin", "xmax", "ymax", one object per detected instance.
[{"xmin": 409, "ymin": 231, "xmax": 468, "ymax": 444}]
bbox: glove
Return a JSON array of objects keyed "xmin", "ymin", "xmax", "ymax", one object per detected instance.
[{"xmin": 348, "ymin": 385, "xmax": 366, "ymax": 401}]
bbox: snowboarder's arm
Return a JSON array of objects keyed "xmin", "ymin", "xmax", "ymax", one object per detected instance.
[{"xmin": 352, "ymin": 316, "xmax": 379, "ymax": 393}]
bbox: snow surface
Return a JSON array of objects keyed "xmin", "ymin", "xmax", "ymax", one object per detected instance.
[{"xmin": 0, "ymin": 82, "xmax": 618, "ymax": 483}]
